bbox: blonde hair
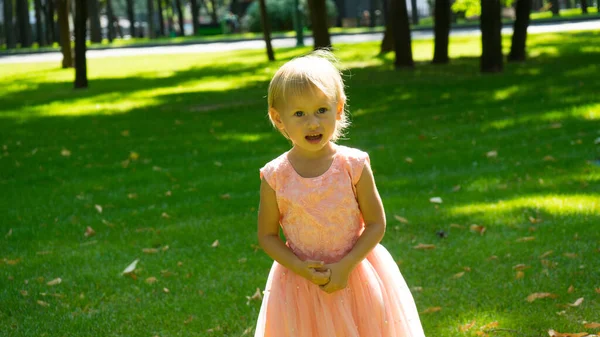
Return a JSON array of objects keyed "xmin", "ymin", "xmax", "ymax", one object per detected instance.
[{"xmin": 267, "ymin": 50, "xmax": 350, "ymax": 142}]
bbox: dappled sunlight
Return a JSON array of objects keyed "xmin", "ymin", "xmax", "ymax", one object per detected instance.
[
  {"xmin": 216, "ymin": 132, "xmax": 270, "ymax": 143},
  {"xmin": 450, "ymin": 194, "xmax": 599, "ymax": 217},
  {"xmin": 493, "ymin": 85, "xmax": 520, "ymax": 101},
  {"xmin": 483, "ymin": 103, "xmax": 600, "ymax": 130}
]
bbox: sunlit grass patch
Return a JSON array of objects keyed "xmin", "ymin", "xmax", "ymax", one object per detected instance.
[{"xmin": 450, "ymin": 194, "xmax": 599, "ymax": 217}]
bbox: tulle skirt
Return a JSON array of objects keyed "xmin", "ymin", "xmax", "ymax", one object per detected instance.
[{"xmin": 254, "ymin": 244, "xmax": 426, "ymax": 337}]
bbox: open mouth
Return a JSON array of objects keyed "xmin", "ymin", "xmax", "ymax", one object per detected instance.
[{"xmin": 305, "ymin": 134, "xmax": 323, "ymax": 143}]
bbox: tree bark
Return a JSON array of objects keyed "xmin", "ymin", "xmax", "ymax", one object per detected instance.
[
  {"xmin": 189, "ymin": 0, "xmax": 199, "ymax": 35},
  {"xmin": 126, "ymin": 0, "xmax": 135, "ymax": 37},
  {"xmin": 3, "ymin": 0, "xmax": 17, "ymax": 49},
  {"xmin": 380, "ymin": 0, "xmax": 393, "ymax": 54},
  {"xmin": 334, "ymin": 0, "xmax": 344, "ymax": 26},
  {"xmin": 508, "ymin": 0, "xmax": 531, "ymax": 62},
  {"xmin": 308, "ymin": 0, "xmax": 331, "ymax": 49},
  {"xmin": 209, "ymin": 0, "xmax": 218, "ymax": 24},
  {"xmin": 480, "ymin": 0, "xmax": 503, "ymax": 72},
  {"xmin": 106, "ymin": 0, "xmax": 115, "ymax": 42},
  {"xmin": 410, "ymin": 0, "xmax": 419, "ymax": 24},
  {"xmin": 147, "ymin": 0, "xmax": 155, "ymax": 38},
  {"xmin": 258, "ymin": 0, "xmax": 275, "ymax": 60},
  {"xmin": 57, "ymin": 0, "xmax": 72, "ymax": 67},
  {"xmin": 34, "ymin": 0, "xmax": 47, "ymax": 46},
  {"xmin": 46, "ymin": 0, "xmax": 58, "ymax": 44},
  {"xmin": 369, "ymin": 0, "xmax": 376, "ymax": 27},
  {"xmin": 390, "ymin": 0, "xmax": 414, "ymax": 68},
  {"xmin": 174, "ymin": 0, "xmax": 184, "ymax": 35},
  {"xmin": 580, "ymin": 0, "xmax": 588, "ymax": 13},
  {"xmin": 432, "ymin": 0, "xmax": 450, "ymax": 63},
  {"xmin": 16, "ymin": 0, "xmax": 33, "ymax": 47},
  {"xmin": 157, "ymin": 0, "xmax": 165, "ymax": 36},
  {"xmin": 74, "ymin": 0, "xmax": 88, "ymax": 88},
  {"xmin": 549, "ymin": 0, "xmax": 559, "ymax": 15},
  {"xmin": 88, "ymin": 0, "xmax": 101, "ymax": 42}
]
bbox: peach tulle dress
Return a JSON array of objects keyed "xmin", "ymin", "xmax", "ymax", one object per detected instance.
[{"xmin": 255, "ymin": 145, "xmax": 426, "ymax": 337}]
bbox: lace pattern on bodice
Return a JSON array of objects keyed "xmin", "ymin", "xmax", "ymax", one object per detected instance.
[{"xmin": 260, "ymin": 145, "xmax": 370, "ymax": 263}]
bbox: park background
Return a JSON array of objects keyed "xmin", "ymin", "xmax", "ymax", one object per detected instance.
[{"xmin": 1, "ymin": 0, "xmax": 600, "ymax": 336}]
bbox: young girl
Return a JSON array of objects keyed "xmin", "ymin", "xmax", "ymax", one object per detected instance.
[{"xmin": 255, "ymin": 50, "xmax": 426, "ymax": 337}]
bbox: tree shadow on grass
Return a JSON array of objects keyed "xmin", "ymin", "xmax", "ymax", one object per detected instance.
[{"xmin": 1, "ymin": 33, "xmax": 600, "ymax": 336}]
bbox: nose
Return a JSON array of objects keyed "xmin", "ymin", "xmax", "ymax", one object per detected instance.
[{"xmin": 306, "ymin": 115, "xmax": 320, "ymax": 129}]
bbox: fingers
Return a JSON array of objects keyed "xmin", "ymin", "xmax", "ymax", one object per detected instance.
[
  {"xmin": 310, "ymin": 270, "xmax": 331, "ymax": 285},
  {"xmin": 305, "ymin": 260, "xmax": 325, "ymax": 269}
]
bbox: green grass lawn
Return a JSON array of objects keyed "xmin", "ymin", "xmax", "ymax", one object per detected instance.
[{"xmin": 1, "ymin": 30, "xmax": 599, "ymax": 336}]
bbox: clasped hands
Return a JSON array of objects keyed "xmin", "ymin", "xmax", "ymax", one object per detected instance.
[{"xmin": 296, "ymin": 259, "xmax": 351, "ymax": 294}]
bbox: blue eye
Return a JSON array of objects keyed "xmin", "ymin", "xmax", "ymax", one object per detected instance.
[
  {"xmin": 317, "ymin": 107, "xmax": 328, "ymax": 114},
  {"xmin": 294, "ymin": 111, "xmax": 304, "ymax": 117}
]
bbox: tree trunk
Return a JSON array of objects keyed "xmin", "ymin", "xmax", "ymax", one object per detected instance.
[
  {"xmin": 126, "ymin": 0, "xmax": 135, "ymax": 37},
  {"xmin": 175, "ymin": 0, "xmax": 184, "ymax": 36},
  {"xmin": 334, "ymin": 0, "xmax": 344, "ymax": 26},
  {"xmin": 369, "ymin": 0, "xmax": 376, "ymax": 27},
  {"xmin": 3, "ymin": 0, "xmax": 17, "ymax": 49},
  {"xmin": 106, "ymin": 0, "xmax": 115, "ymax": 42},
  {"xmin": 380, "ymin": 0, "xmax": 393, "ymax": 54},
  {"xmin": 480, "ymin": 0, "xmax": 503, "ymax": 72},
  {"xmin": 410, "ymin": 0, "xmax": 419, "ymax": 24},
  {"xmin": 550, "ymin": 0, "xmax": 560, "ymax": 15},
  {"xmin": 46, "ymin": 0, "xmax": 57, "ymax": 44},
  {"xmin": 258, "ymin": 0, "xmax": 275, "ymax": 60},
  {"xmin": 390, "ymin": 0, "xmax": 413, "ymax": 68},
  {"xmin": 581, "ymin": 0, "xmax": 588, "ymax": 13},
  {"xmin": 209, "ymin": 0, "xmax": 218, "ymax": 24},
  {"xmin": 74, "ymin": 0, "xmax": 88, "ymax": 88},
  {"xmin": 88, "ymin": 0, "xmax": 101, "ymax": 42},
  {"xmin": 16, "ymin": 0, "xmax": 33, "ymax": 47},
  {"xmin": 508, "ymin": 0, "xmax": 531, "ymax": 62},
  {"xmin": 147, "ymin": 0, "xmax": 155, "ymax": 38},
  {"xmin": 157, "ymin": 0, "xmax": 165, "ymax": 36},
  {"xmin": 432, "ymin": 0, "xmax": 450, "ymax": 63},
  {"xmin": 57, "ymin": 0, "xmax": 72, "ymax": 67},
  {"xmin": 308, "ymin": 0, "xmax": 331, "ymax": 49},
  {"xmin": 190, "ymin": 0, "xmax": 199, "ymax": 35},
  {"xmin": 34, "ymin": 0, "xmax": 47, "ymax": 46}
]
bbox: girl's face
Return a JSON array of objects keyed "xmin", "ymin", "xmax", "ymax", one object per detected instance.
[{"xmin": 270, "ymin": 88, "xmax": 343, "ymax": 154}]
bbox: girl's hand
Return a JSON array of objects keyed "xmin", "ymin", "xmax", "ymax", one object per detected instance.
[
  {"xmin": 294, "ymin": 260, "xmax": 331, "ymax": 286},
  {"xmin": 318, "ymin": 262, "xmax": 352, "ymax": 294}
]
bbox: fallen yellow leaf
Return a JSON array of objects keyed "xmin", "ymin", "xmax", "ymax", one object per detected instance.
[
  {"xmin": 527, "ymin": 292, "xmax": 558, "ymax": 302},
  {"xmin": 583, "ymin": 323, "xmax": 600, "ymax": 329},
  {"xmin": 515, "ymin": 271, "xmax": 525, "ymax": 279},
  {"xmin": 563, "ymin": 253, "xmax": 578, "ymax": 258},
  {"xmin": 567, "ymin": 285, "xmax": 574, "ymax": 293},
  {"xmin": 452, "ymin": 272, "xmax": 465, "ymax": 279},
  {"xmin": 459, "ymin": 320, "xmax": 476, "ymax": 332},
  {"xmin": 481, "ymin": 321, "xmax": 499, "ymax": 330},
  {"xmin": 450, "ymin": 223, "xmax": 465, "ymax": 229},
  {"xmin": 548, "ymin": 330, "xmax": 589, "ymax": 337},
  {"xmin": 143, "ymin": 248, "xmax": 159, "ymax": 254},
  {"xmin": 567, "ymin": 297, "xmax": 584, "ymax": 307},
  {"xmin": 129, "ymin": 152, "xmax": 139, "ymax": 160},
  {"xmin": 246, "ymin": 288, "xmax": 263, "ymax": 305},
  {"xmin": 394, "ymin": 215, "xmax": 409, "ymax": 224},
  {"xmin": 211, "ymin": 240, "xmax": 220, "ymax": 248},
  {"xmin": 46, "ymin": 278, "xmax": 62, "ymax": 286},
  {"xmin": 61, "ymin": 149, "xmax": 71, "ymax": 157},
  {"xmin": 413, "ymin": 243, "xmax": 436, "ymax": 250},
  {"xmin": 37, "ymin": 300, "xmax": 50, "ymax": 307},
  {"xmin": 513, "ymin": 264, "xmax": 530, "ymax": 271},
  {"xmin": 516, "ymin": 236, "xmax": 536, "ymax": 242},
  {"xmin": 540, "ymin": 250, "xmax": 554, "ymax": 258},
  {"xmin": 145, "ymin": 277, "xmax": 157, "ymax": 284},
  {"xmin": 421, "ymin": 307, "xmax": 442, "ymax": 314},
  {"xmin": 470, "ymin": 224, "xmax": 486, "ymax": 235},
  {"xmin": 84, "ymin": 226, "xmax": 96, "ymax": 237}
]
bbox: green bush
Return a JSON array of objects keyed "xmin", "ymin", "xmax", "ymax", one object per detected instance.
[
  {"xmin": 242, "ymin": 0, "xmax": 338, "ymax": 33},
  {"xmin": 451, "ymin": 0, "xmax": 514, "ymax": 18}
]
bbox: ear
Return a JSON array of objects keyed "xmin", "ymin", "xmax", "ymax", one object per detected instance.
[
  {"xmin": 336, "ymin": 100, "xmax": 344, "ymax": 120},
  {"xmin": 269, "ymin": 107, "xmax": 285, "ymax": 129}
]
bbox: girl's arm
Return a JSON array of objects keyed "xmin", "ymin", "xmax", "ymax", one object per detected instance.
[
  {"xmin": 257, "ymin": 178, "xmax": 331, "ymax": 285},
  {"xmin": 339, "ymin": 162, "xmax": 387, "ymax": 271}
]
